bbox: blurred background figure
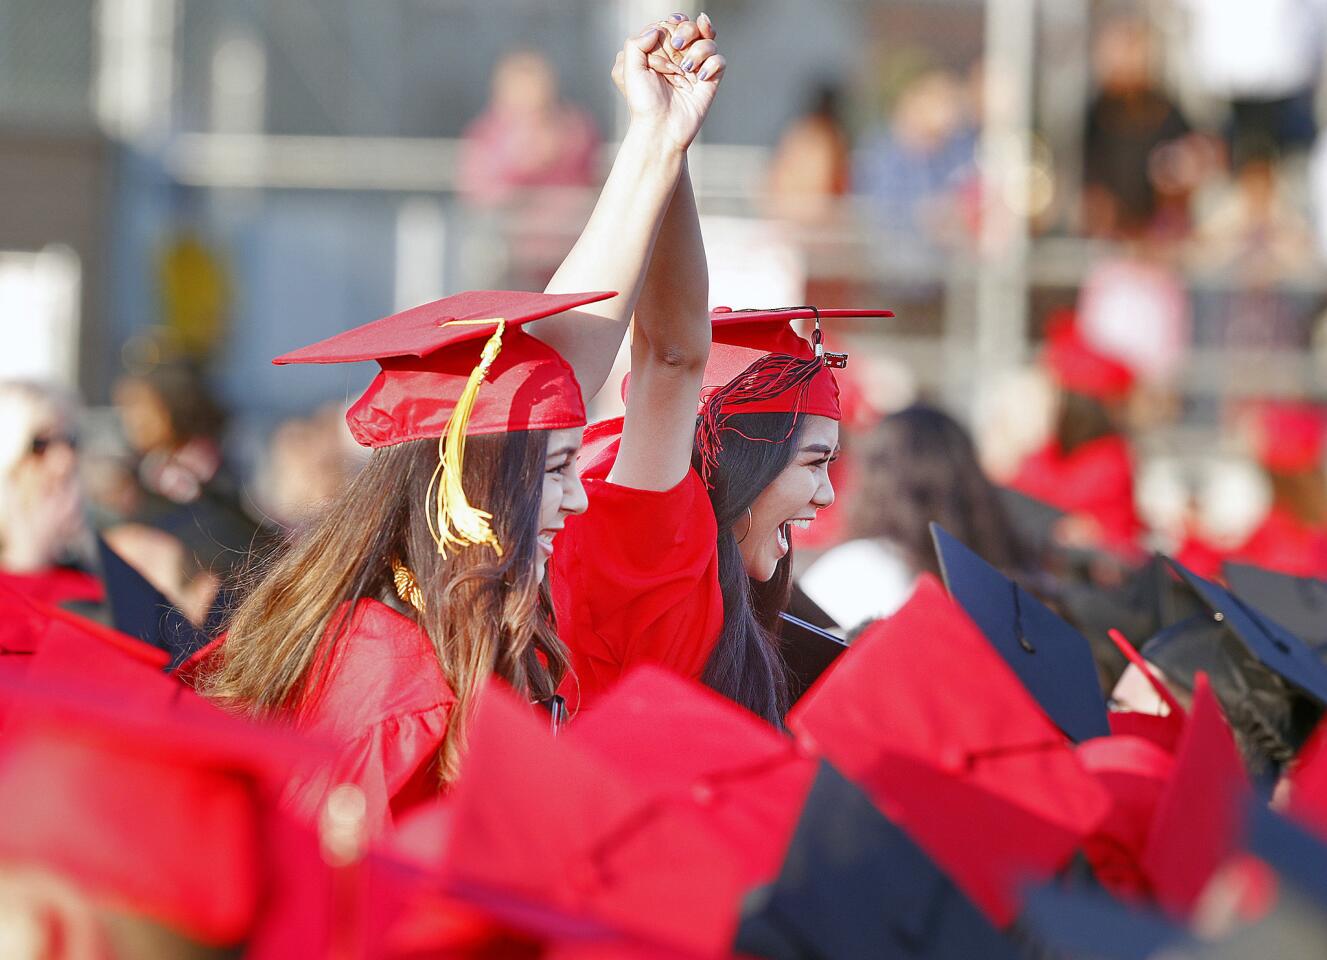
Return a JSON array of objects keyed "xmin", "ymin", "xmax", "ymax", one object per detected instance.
[
  {"xmin": 1081, "ymin": 14, "xmax": 1195, "ymax": 242},
  {"xmin": 1227, "ymin": 400, "xmax": 1327, "ymax": 578},
  {"xmin": 1006, "ymin": 313, "xmax": 1143, "ymax": 564},
  {"xmin": 0, "ymin": 381, "xmax": 98, "ymax": 607},
  {"xmin": 799, "ymin": 403, "xmax": 1030, "ymax": 631},
  {"xmin": 764, "ymin": 83, "xmax": 853, "ymax": 226},
  {"xmin": 854, "ymin": 67, "xmax": 979, "ymax": 261},
  {"xmin": 252, "ymin": 403, "xmax": 365, "ymax": 531},
  {"xmin": 111, "ymin": 361, "xmax": 227, "ymax": 512},
  {"xmin": 456, "ymin": 50, "xmax": 600, "ymax": 208}
]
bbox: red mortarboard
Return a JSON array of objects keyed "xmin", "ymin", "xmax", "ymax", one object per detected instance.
[
  {"xmin": 1249, "ymin": 400, "xmax": 1327, "ymax": 474},
  {"xmin": 1141, "ymin": 673, "xmax": 1249, "ymax": 918},
  {"xmin": 787, "ymin": 574, "xmax": 1109, "ymax": 924},
  {"xmin": 1043, "ymin": 311, "xmax": 1135, "ymax": 401},
  {"xmin": 693, "ymin": 305, "xmax": 892, "ymax": 483},
  {"xmin": 568, "ymin": 666, "xmax": 817, "ymax": 887},
  {"xmin": 276, "ymin": 290, "xmax": 612, "ymax": 557},
  {"xmin": 438, "ymin": 681, "xmax": 747, "ymax": 957},
  {"xmin": 0, "ymin": 672, "xmax": 325, "ymax": 947},
  {"xmin": 275, "ymin": 290, "xmax": 612, "ymax": 446},
  {"xmin": 1075, "ymin": 734, "xmax": 1174, "ymax": 898}
]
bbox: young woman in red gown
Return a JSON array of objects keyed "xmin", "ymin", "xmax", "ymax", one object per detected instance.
[{"xmin": 199, "ymin": 20, "xmax": 731, "ymax": 834}]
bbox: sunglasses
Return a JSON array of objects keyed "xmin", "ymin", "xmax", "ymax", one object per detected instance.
[{"xmin": 29, "ymin": 434, "xmax": 78, "ymax": 457}]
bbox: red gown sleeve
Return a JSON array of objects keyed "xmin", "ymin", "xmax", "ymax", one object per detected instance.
[
  {"xmin": 282, "ymin": 701, "xmax": 454, "ymax": 837},
  {"xmin": 550, "ymin": 468, "xmax": 724, "ymax": 709}
]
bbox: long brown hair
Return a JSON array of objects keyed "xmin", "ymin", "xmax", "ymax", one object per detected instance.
[{"xmin": 202, "ymin": 430, "xmax": 566, "ymax": 782}]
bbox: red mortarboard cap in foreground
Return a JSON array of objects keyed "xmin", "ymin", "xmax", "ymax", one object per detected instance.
[
  {"xmin": 0, "ymin": 671, "xmax": 324, "ymax": 947},
  {"xmin": 1043, "ymin": 310, "xmax": 1135, "ymax": 401},
  {"xmin": 0, "ymin": 581, "xmax": 168, "ymax": 672},
  {"xmin": 1075, "ymin": 734, "xmax": 1174, "ymax": 899},
  {"xmin": 1141, "ymin": 674, "xmax": 1249, "ymax": 918},
  {"xmin": 1248, "ymin": 400, "xmax": 1327, "ymax": 475},
  {"xmin": 439, "ymin": 681, "xmax": 747, "ymax": 957},
  {"xmin": 568, "ymin": 666, "xmax": 817, "ymax": 887},
  {"xmin": 931, "ymin": 523, "xmax": 1111, "ymax": 743},
  {"xmin": 788, "ymin": 574, "xmax": 1110, "ymax": 924},
  {"xmin": 276, "ymin": 289, "xmax": 612, "ymax": 557},
  {"xmin": 693, "ymin": 305, "xmax": 892, "ymax": 484}
]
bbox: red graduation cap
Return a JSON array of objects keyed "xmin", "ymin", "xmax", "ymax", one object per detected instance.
[
  {"xmin": 276, "ymin": 289, "xmax": 612, "ymax": 557},
  {"xmin": 0, "ymin": 671, "xmax": 326, "ymax": 947},
  {"xmin": 693, "ymin": 305, "xmax": 892, "ymax": 483},
  {"xmin": 1249, "ymin": 399, "xmax": 1327, "ymax": 474},
  {"xmin": 1043, "ymin": 310, "xmax": 1135, "ymax": 401},
  {"xmin": 567, "ymin": 666, "xmax": 817, "ymax": 887},
  {"xmin": 1075, "ymin": 734, "xmax": 1174, "ymax": 899},
  {"xmin": 1140, "ymin": 673, "xmax": 1249, "ymax": 918},
  {"xmin": 787, "ymin": 574, "xmax": 1110, "ymax": 924},
  {"xmin": 437, "ymin": 681, "xmax": 748, "ymax": 957}
]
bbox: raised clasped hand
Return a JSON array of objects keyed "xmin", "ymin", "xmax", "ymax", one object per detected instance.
[{"xmin": 614, "ymin": 12, "xmax": 726, "ymax": 152}]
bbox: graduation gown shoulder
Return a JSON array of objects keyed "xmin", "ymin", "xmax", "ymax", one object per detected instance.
[
  {"xmin": 549, "ymin": 418, "xmax": 724, "ymax": 710},
  {"xmin": 284, "ymin": 598, "xmax": 457, "ymax": 836}
]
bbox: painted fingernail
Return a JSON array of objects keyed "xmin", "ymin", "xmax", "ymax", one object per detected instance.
[
  {"xmin": 699, "ymin": 12, "xmax": 711, "ymax": 27},
  {"xmin": 670, "ymin": 12, "xmax": 687, "ymax": 21},
  {"xmin": 639, "ymin": 25, "xmax": 659, "ymax": 37},
  {"xmin": 699, "ymin": 64, "xmax": 715, "ymax": 80},
  {"xmin": 672, "ymin": 33, "xmax": 687, "ymax": 49},
  {"xmin": 681, "ymin": 58, "xmax": 694, "ymax": 72}
]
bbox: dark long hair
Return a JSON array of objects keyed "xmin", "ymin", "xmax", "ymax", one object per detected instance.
[
  {"xmin": 851, "ymin": 404, "xmax": 1032, "ymax": 579},
  {"xmin": 1055, "ymin": 389, "xmax": 1117, "ymax": 454},
  {"xmin": 692, "ymin": 412, "xmax": 804, "ymax": 725},
  {"xmin": 205, "ymin": 431, "xmax": 566, "ymax": 782}
]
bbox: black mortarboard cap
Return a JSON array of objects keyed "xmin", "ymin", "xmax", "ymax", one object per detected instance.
[
  {"xmin": 787, "ymin": 582, "xmax": 840, "ymax": 632},
  {"xmin": 778, "ymin": 612, "xmax": 848, "ymax": 707},
  {"xmin": 1017, "ymin": 885, "xmax": 1193, "ymax": 960},
  {"xmin": 1225, "ymin": 562, "xmax": 1327, "ymax": 654},
  {"xmin": 998, "ymin": 486, "xmax": 1066, "ymax": 556},
  {"xmin": 931, "ymin": 523, "xmax": 1110, "ymax": 742},
  {"xmin": 96, "ymin": 537, "xmax": 212, "ymax": 672},
  {"xmin": 734, "ymin": 762, "xmax": 1017, "ymax": 960},
  {"xmin": 1166, "ymin": 557, "xmax": 1327, "ymax": 706}
]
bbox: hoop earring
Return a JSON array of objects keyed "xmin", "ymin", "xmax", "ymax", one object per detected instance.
[{"xmin": 735, "ymin": 506, "xmax": 754, "ymax": 545}]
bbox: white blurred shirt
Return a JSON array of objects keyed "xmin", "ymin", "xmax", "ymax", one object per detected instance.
[
  {"xmin": 799, "ymin": 539, "xmax": 918, "ymax": 633},
  {"xmin": 1184, "ymin": 0, "xmax": 1326, "ymax": 99}
]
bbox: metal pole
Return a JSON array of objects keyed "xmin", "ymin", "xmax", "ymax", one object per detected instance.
[{"xmin": 973, "ymin": 0, "xmax": 1037, "ymax": 417}]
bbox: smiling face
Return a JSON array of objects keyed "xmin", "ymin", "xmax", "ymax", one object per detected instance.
[
  {"xmin": 535, "ymin": 426, "xmax": 588, "ymax": 577},
  {"xmin": 738, "ymin": 415, "xmax": 839, "ymax": 582}
]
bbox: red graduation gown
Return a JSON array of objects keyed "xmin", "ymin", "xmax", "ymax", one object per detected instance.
[
  {"xmin": 0, "ymin": 567, "xmax": 103, "ymax": 607},
  {"xmin": 283, "ymin": 599, "xmax": 457, "ymax": 836},
  {"xmin": 1011, "ymin": 434, "xmax": 1142, "ymax": 558},
  {"xmin": 1230, "ymin": 505, "xmax": 1327, "ymax": 580},
  {"xmin": 549, "ymin": 418, "xmax": 724, "ymax": 710}
]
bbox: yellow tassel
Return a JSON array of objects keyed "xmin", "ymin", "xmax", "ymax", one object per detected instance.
[{"xmin": 426, "ymin": 317, "xmax": 506, "ymax": 557}]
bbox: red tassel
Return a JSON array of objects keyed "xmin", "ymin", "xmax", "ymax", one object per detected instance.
[{"xmin": 696, "ymin": 352, "xmax": 824, "ymax": 487}]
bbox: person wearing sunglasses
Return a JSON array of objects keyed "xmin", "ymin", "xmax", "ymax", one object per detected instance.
[{"xmin": 0, "ymin": 380, "xmax": 101, "ymax": 607}]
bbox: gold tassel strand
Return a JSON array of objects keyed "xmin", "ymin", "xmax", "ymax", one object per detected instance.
[{"xmin": 425, "ymin": 317, "xmax": 506, "ymax": 558}]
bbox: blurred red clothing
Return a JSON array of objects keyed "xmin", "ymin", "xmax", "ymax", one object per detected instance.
[
  {"xmin": 0, "ymin": 567, "xmax": 103, "ymax": 608},
  {"xmin": 1010, "ymin": 435, "xmax": 1143, "ymax": 559},
  {"xmin": 1230, "ymin": 504, "xmax": 1327, "ymax": 579},
  {"xmin": 457, "ymin": 106, "xmax": 599, "ymax": 207}
]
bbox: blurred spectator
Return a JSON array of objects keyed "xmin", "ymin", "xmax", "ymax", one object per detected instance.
[
  {"xmin": 456, "ymin": 50, "xmax": 600, "ymax": 207},
  {"xmin": 854, "ymin": 69, "xmax": 978, "ymax": 258},
  {"xmin": 101, "ymin": 521, "xmax": 221, "ymax": 626},
  {"xmin": 254, "ymin": 404, "xmax": 364, "ymax": 530},
  {"xmin": 1183, "ymin": 0, "xmax": 1324, "ymax": 155},
  {"xmin": 1081, "ymin": 15, "xmax": 1195, "ymax": 241},
  {"xmin": 1193, "ymin": 139, "xmax": 1316, "ymax": 281},
  {"xmin": 799, "ymin": 404, "xmax": 1030, "ymax": 631},
  {"xmin": 1009, "ymin": 314, "xmax": 1144, "ymax": 562},
  {"xmin": 112, "ymin": 361, "xmax": 226, "ymax": 509},
  {"xmin": 0, "ymin": 381, "xmax": 100, "ymax": 606},
  {"xmin": 1227, "ymin": 400, "xmax": 1327, "ymax": 578},
  {"xmin": 764, "ymin": 83, "xmax": 853, "ymax": 226}
]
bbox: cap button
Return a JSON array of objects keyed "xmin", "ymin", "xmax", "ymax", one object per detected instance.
[{"xmin": 712, "ymin": 306, "xmax": 732, "ymax": 313}]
